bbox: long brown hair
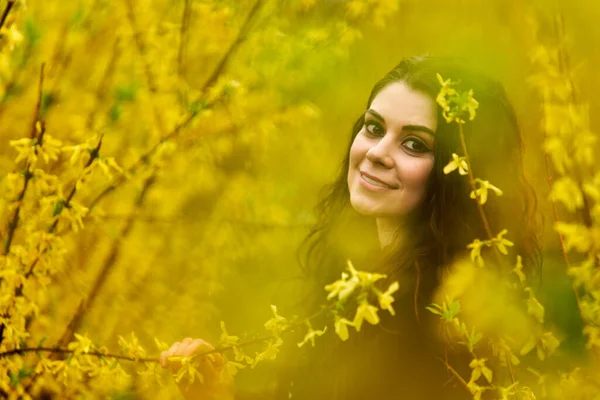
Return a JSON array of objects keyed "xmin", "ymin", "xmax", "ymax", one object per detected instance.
[
  {"xmin": 279, "ymin": 56, "xmax": 541, "ymax": 400},
  {"xmin": 298, "ymin": 55, "xmax": 541, "ymax": 306}
]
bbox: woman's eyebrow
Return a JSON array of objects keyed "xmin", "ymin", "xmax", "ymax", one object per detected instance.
[{"xmin": 365, "ymin": 108, "xmax": 436, "ymax": 136}]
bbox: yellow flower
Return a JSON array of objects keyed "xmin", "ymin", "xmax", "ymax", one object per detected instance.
[
  {"xmin": 492, "ymin": 229, "xmax": 514, "ymax": 255},
  {"xmin": 443, "ymin": 153, "xmax": 469, "ymax": 175},
  {"xmin": 334, "ymin": 317, "xmax": 354, "ymax": 341},
  {"xmin": 470, "ymin": 179, "xmax": 503, "ymax": 205},
  {"xmin": 512, "ymin": 255, "xmax": 526, "ymax": 285},
  {"xmin": 353, "ymin": 302, "xmax": 380, "ymax": 332},
  {"xmin": 252, "ymin": 337, "xmax": 283, "ymax": 368},
  {"xmin": 436, "ymin": 74, "xmax": 479, "ymax": 124},
  {"xmin": 469, "ymin": 357, "xmax": 493, "ymax": 384},
  {"xmin": 297, "ymin": 321, "xmax": 327, "ymax": 348},
  {"xmin": 550, "ymin": 177, "xmax": 584, "ymax": 212},
  {"xmin": 68, "ymin": 333, "xmax": 94, "ymax": 355},
  {"xmin": 264, "ymin": 305, "xmax": 289, "ymax": 337},
  {"xmin": 220, "ymin": 321, "xmax": 239, "ymax": 346},
  {"xmin": 525, "ymin": 287, "xmax": 545, "ymax": 323},
  {"xmin": 377, "ymin": 281, "xmax": 399, "ymax": 315},
  {"xmin": 467, "ymin": 239, "xmax": 486, "ymax": 267}
]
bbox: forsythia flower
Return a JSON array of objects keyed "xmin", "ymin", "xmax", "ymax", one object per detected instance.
[
  {"xmin": 67, "ymin": 333, "xmax": 94, "ymax": 354},
  {"xmin": 334, "ymin": 317, "xmax": 354, "ymax": 341},
  {"xmin": 512, "ymin": 255, "xmax": 526, "ymax": 285},
  {"xmin": 492, "ymin": 229, "xmax": 514, "ymax": 255},
  {"xmin": 550, "ymin": 177, "xmax": 584, "ymax": 212},
  {"xmin": 264, "ymin": 305, "xmax": 289, "ymax": 338},
  {"xmin": 436, "ymin": 73, "xmax": 479, "ymax": 124},
  {"xmin": 353, "ymin": 302, "xmax": 380, "ymax": 332},
  {"xmin": 467, "ymin": 239, "xmax": 486, "ymax": 267},
  {"xmin": 469, "ymin": 358, "xmax": 493, "ymax": 384},
  {"xmin": 297, "ymin": 321, "xmax": 327, "ymax": 348},
  {"xmin": 219, "ymin": 321, "xmax": 239, "ymax": 346},
  {"xmin": 252, "ymin": 337, "xmax": 283, "ymax": 368},
  {"xmin": 524, "ymin": 287, "xmax": 545, "ymax": 323},
  {"xmin": 377, "ymin": 281, "xmax": 399, "ymax": 316},
  {"xmin": 443, "ymin": 153, "xmax": 469, "ymax": 175},
  {"xmin": 470, "ymin": 179, "xmax": 503, "ymax": 205}
]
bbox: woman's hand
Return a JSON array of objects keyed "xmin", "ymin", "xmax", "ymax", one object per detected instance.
[{"xmin": 160, "ymin": 338, "xmax": 234, "ymax": 400}]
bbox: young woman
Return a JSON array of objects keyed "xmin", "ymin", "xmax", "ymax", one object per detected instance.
[{"xmin": 160, "ymin": 56, "xmax": 540, "ymax": 399}]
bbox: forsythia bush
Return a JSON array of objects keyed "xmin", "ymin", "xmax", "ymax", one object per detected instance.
[{"xmin": 0, "ymin": 0, "xmax": 597, "ymax": 399}]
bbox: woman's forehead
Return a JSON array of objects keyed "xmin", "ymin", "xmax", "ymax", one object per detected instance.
[{"xmin": 369, "ymin": 82, "xmax": 438, "ymax": 132}]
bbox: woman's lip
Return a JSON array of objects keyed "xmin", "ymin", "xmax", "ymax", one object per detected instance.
[
  {"xmin": 360, "ymin": 172, "xmax": 396, "ymax": 189},
  {"xmin": 359, "ymin": 173, "xmax": 394, "ymax": 190}
]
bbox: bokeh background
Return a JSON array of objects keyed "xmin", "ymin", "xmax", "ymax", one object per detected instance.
[{"xmin": 0, "ymin": 0, "xmax": 597, "ymax": 398}]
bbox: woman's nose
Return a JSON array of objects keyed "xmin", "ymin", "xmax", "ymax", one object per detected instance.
[{"xmin": 365, "ymin": 137, "xmax": 394, "ymax": 168}]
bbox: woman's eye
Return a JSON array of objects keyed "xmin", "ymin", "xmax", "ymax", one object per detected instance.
[
  {"xmin": 364, "ymin": 121, "xmax": 384, "ymax": 136},
  {"xmin": 402, "ymin": 138, "xmax": 429, "ymax": 153}
]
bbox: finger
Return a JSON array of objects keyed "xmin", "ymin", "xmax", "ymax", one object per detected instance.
[
  {"xmin": 161, "ymin": 341, "xmax": 180, "ymax": 368},
  {"xmin": 181, "ymin": 337, "xmax": 193, "ymax": 347},
  {"xmin": 209, "ymin": 352, "xmax": 225, "ymax": 370},
  {"xmin": 183, "ymin": 339, "xmax": 214, "ymax": 358}
]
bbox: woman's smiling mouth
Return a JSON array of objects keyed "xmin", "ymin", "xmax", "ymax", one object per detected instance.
[{"xmin": 359, "ymin": 172, "xmax": 396, "ymax": 190}]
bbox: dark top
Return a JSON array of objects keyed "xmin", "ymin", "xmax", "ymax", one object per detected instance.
[{"xmin": 267, "ymin": 262, "xmax": 474, "ymax": 400}]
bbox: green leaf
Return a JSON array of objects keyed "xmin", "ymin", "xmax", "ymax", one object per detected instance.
[
  {"xmin": 425, "ymin": 306, "xmax": 443, "ymax": 316},
  {"xmin": 53, "ymin": 199, "xmax": 65, "ymax": 217}
]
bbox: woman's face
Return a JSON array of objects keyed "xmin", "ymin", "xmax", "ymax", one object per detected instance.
[{"xmin": 347, "ymin": 82, "xmax": 438, "ymax": 218}]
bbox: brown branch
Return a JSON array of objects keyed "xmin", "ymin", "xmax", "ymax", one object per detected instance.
[
  {"xmin": 505, "ymin": 352, "xmax": 521, "ymax": 399},
  {"xmin": 0, "ymin": 0, "xmax": 14, "ymax": 31},
  {"xmin": 56, "ymin": 173, "xmax": 157, "ymax": 348},
  {"xmin": 0, "ymin": 346, "xmax": 156, "ymax": 363},
  {"xmin": 437, "ymin": 352, "xmax": 471, "ymax": 394},
  {"xmin": 3, "ymin": 64, "xmax": 46, "ymax": 256},
  {"xmin": 5, "ymin": 304, "xmax": 333, "ymax": 369}
]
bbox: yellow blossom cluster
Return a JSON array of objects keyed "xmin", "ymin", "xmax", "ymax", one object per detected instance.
[{"xmin": 324, "ymin": 260, "xmax": 399, "ymax": 341}]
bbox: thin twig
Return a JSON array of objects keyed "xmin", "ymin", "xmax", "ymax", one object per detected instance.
[
  {"xmin": 2, "ymin": 304, "xmax": 332, "ymax": 367},
  {"xmin": 458, "ymin": 124, "xmax": 494, "ymax": 242},
  {"xmin": 437, "ymin": 352, "xmax": 471, "ymax": 393},
  {"xmin": 0, "ymin": 346, "xmax": 156, "ymax": 363},
  {"xmin": 3, "ymin": 64, "xmax": 46, "ymax": 256},
  {"xmin": 0, "ymin": 0, "xmax": 15, "ymax": 31}
]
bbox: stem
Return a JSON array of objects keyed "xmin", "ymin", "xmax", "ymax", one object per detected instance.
[
  {"xmin": 2, "ymin": 303, "xmax": 333, "ymax": 367},
  {"xmin": 0, "ymin": 0, "xmax": 14, "ymax": 31},
  {"xmin": 0, "ymin": 346, "xmax": 156, "ymax": 363},
  {"xmin": 505, "ymin": 353, "xmax": 520, "ymax": 400},
  {"xmin": 457, "ymin": 123, "xmax": 495, "ymax": 242},
  {"xmin": 3, "ymin": 64, "xmax": 45, "ymax": 256},
  {"xmin": 437, "ymin": 352, "xmax": 471, "ymax": 394}
]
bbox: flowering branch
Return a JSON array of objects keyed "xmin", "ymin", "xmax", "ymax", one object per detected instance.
[{"xmin": 0, "ymin": 346, "xmax": 156, "ymax": 363}]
